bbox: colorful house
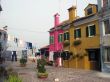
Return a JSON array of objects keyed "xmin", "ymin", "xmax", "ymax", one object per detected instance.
[
  {"xmin": 63, "ymin": 4, "xmax": 101, "ymax": 71},
  {"xmin": 49, "ymin": 13, "xmax": 63, "ymax": 66},
  {"xmin": 97, "ymin": 0, "xmax": 110, "ymax": 72}
]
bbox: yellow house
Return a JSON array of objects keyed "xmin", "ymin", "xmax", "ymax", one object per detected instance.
[{"xmin": 63, "ymin": 4, "xmax": 101, "ymax": 71}]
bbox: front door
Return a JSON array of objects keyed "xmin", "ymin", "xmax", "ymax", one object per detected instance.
[{"xmin": 87, "ymin": 49, "xmax": 101, "ymax": 71}]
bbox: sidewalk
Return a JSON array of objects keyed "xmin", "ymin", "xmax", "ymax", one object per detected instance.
[{"xmin": 5, "ymin": 60, "xmax": 110, "ymax": 82}]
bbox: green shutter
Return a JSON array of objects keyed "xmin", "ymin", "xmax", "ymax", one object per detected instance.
[
  {"xmin": 86, "ymin": 27, "xmax": 88, "ymax": 37},
  {"xmin": 58, "ymin": 34, "xmax": 60, "ymax": 42},
  {"xmin": 78, "ymin": 29, "xmax": 81, "ymax": 38},
  {"xmin": 64, "ymin": 33, "xmax": 66, "ymax": 41},
  {"xmin": 67, "ymin": 32, "xmax": 69, "ymax": 40},
  {"xmin": 74, "ymin": 30, "xmax": 76, "ymax": 39},
  {"xmin": 93, "ymin": 25, "xmax": 96, "ymax": 36}
]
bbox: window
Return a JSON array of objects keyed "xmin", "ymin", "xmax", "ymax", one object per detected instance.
[
  {"xmin": 64, "ymin": 32, "xmax": 69, "ymax": 41},
  {"xmin": 58, "ymin": 34, "xmax": 63, "ymax": 42},
  {"xmin": 50, "ymin": 36, "xmax": 54, "ymax": 44},
  {"xmin": 104, "ymin": 19, "xmax": 110, "ymax": 34},
  {"xmin": 87, "ymin": 7, "xmax": 92, "ymax": 15},
  {"xmin": 4, "ymin": 33, "xmax": 7, "ymax": 40},
  {"xmin": 74, "ymin": 28, "xmax": 81, "ymax": 39},
  {"xmin": 104, "ymin": 48, "xmax": 110, "ymax": 62},
  {"xmin": 86, "ymin": 25, "xmax": 96, "ymax": 37},
  {"xmin": 103, "ymin": 0, "xmax": 109, "ymax": 7},
  {"xmin": 88, "ymin": 50, "xmax": 97, "ymax": 61}
]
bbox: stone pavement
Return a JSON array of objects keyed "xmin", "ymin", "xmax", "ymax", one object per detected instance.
[{"xmin": 5, "ymin": 60, "xmax": 110, "ymax": 82}]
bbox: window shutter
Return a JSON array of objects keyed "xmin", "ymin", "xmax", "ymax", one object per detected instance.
[
  {"xmin": 67, "ymin": 32, "xmax": 69, "ymax": 40},
  {"xmin": 64, "ymin": 33, "xmax": 66, "ymax": 41},
  {"xmin": 86, "ymin": 27, "xmax": 88, "ymax": 37},
  {"xmin": 93, "ymin": 25, "xmax": 96, "ymax": 36},
  {"xmin": 79, "ymin": 29, "xmax": 81, "ymax": 38},
  {"xmin": 74, "ymin": 30, "xmax": 76, "ymax": 39},
  {"xmin": 58, "ymin": 34, "xmax": 60, "ymax": 42},
  {"xmin": 61, "ymin": 34, "xmax": 63, "ymax": 42}
]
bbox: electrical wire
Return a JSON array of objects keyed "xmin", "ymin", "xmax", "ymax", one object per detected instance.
[{"xmin": 8, "ymin": 28, "xmax": 48, "ymax": 33}]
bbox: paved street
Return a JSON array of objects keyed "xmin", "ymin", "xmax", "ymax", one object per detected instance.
[{"xmin": 5, "ymin": 60, "xmax": 110, "ymax": 82}]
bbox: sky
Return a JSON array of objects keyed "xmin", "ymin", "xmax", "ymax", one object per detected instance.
[{"xmin": 0, "ymin": 0, "xmax": 97, "ymax": 49}]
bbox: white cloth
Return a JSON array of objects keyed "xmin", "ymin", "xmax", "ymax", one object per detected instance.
[{"xmin": 49, "ymin": 51, "xmax": 54, "ymax": 61}]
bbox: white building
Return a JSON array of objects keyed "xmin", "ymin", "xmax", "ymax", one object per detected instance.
[
  {"xmin": 97, "ymin": 0, "xmax": 110, "ymax": 72},
  {"xmin": 6, "ymin": 34, "xmax": 32, "ymax": 60},
  {"xmin": 0, "ymin": 29, "xmax": 8, "ymax": 58}
]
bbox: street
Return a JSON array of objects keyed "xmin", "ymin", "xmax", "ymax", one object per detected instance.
[{"xmin": 4, "ymin": 60, "xmax": 110, "ymax": 82}]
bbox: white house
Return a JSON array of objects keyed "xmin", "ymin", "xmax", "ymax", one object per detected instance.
[{"xmin": 97, "ymin": 0, "xmax": 110, "ymax": 72}]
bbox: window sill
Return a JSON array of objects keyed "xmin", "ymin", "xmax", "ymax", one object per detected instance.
[
  {"xmin": 104, "ymin": 62, "xmax": 110, "ymax": 64},
  {"xmin": 88, "ymin": 35, "xmax": 95, "ymax": 38}
]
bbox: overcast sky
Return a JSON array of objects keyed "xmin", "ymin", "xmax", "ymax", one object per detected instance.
[{"xmin": 0, "ymin": 0, "xmax": 97, "ymax": 49}]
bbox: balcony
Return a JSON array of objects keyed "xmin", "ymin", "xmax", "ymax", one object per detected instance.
[{"xmin": 102, "ymin": 35, "xmax": 110, "ymax": 46}]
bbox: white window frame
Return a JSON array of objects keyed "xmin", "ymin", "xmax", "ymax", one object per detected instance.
[
  {"xmin": 50, "ymin": 35, "xmax": 54, "ymax": 44},
  {"xmin": 88, "ymin": 24, "xmax": 95, "ymax": 37},
  {"xmin": 103, "ymin": 19, "xmax": 110, "ymax": 35},
  {"xmin": 58, "ymin": 33, "xmax": 63, "ymax": 43},
  {"xmin": 64, "ymin": 31, "xmax": 69, "ymax": 41},
  {"xmin": 102, "ymin": 0, "xmax": 109, "ymax": 7},
  {"xmin": 75, "ymin": 28, "xmax": 81, "ymax": 40}
]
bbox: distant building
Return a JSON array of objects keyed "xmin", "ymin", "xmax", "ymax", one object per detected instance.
[
  {"xmin": 0, "ymin": 29, "xmax": 8, "ymax": 58},
  {"xmin": 6, "ymin": 34, "xmax": 32, "ymax": 60},
  {"xmin": 97, "ymin": 0, "xmax": 110, "ymax": 72},
  {"xmin": 0, "ymin": 4, "xmax": 2, "ymax": 12}
]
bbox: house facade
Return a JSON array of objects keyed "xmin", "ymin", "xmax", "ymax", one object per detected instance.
[
  {"xmin": 63, "ymin": 4, "xmax": 101, "ymax": 71},
  {"xmin": 97, "ymin": 0, "xmax": 110, "ymax": 72},
  {"xmin": 49, "ymin": 13, "xmax": 64, "ymax": 66}
]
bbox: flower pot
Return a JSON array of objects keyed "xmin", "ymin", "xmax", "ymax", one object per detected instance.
[{"xmin": 37, "ymin": 72, "xmax": 48, "ymax": 79}]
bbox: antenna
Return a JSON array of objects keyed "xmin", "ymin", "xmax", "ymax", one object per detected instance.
[{"xmin": 58, "ymin": 0, "xmax": 61, "ymax": 14}]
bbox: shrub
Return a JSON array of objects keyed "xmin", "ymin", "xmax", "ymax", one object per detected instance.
[
  {"xmin": 20, "ymin": 58, "xmax": 27, "ymax": 65},
  {"xmin": 37, "ymin": 59, "xmax": 46, "ymax": 73},
  {"xmin": 63, "ymin": 41, "xmax": 70, "ymax": 47},
  {"xmin": 73, "ymin": 40, "xmax": 81, "ymax": 46},
  {"xmin": 5, "ymin": 75, "xmax": 22, "ymax": 82}
]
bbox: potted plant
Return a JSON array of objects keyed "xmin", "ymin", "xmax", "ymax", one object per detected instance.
[
  {"xmin": 73, "ymin": 40, "xmax": 81, "ymax": 46},
  {"xmin": 37, "ymin": 59, "xmax": 48, "ymax": 79},
  {"xmin": 63, "ymin": 41, "xmax": 70, "ymax": 47},
  {"xmin": 20, "ymin": 58, "xmax": 27, "ymax": 67}
]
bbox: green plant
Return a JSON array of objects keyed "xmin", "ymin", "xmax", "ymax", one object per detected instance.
[
  {"xmin": 5, "ymin": 75, "xmax": 22, "ymax": 82},
  {"xmin": 37, "ymin": 59, "xmax": 48, "ymax": 78},
  {"xmin": 63, "ymin": 41, "xmax": 70, "ymax": 47},
  {"xmin": 20, "ymin": 58, "xmax": 27, "ymax": 65},
  {"xmin": 73, "ymin": 40, "xmax": 81, "ymax": 46},
  {"xmin": 37, "ymin": 59, "xmax": 46, "ymax": 73}
]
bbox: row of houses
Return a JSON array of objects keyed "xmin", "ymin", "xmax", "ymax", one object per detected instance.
[
  {"xmin": 0, "ymin": 4, "xmax": 33, "ymax": 60},
  {"xmin": 44, "ymin": 0, "xmax": 110, "ymax": 72}
]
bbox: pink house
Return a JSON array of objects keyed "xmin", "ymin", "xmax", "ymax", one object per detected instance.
[{"xmin": 49, "ymin": 13, "xmax": 64, "ymax": 66}]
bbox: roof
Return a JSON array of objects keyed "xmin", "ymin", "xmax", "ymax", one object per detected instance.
[
  {"xmin": 73, "ymin": 14, "xmax": 96, "ymax": 23},
  {"xmin": 84, "ymin": 4, "xmax": 98, "ymax": 11},
  {"xmin": 40, "ymin": 45, "xmax": 49, "ymax": 49},
  {"xmin": 49, "ymin": 20, "xmax": 69, "ymax": 32}
]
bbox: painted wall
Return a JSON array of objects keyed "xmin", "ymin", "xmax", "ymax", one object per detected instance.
[
  {"xmin": 63, "ymin": 4, "xmax": 100, "ymax": 70},
  {"xmin": 49, "ymin": 29, "xmax": 63, "ymax": 52}
]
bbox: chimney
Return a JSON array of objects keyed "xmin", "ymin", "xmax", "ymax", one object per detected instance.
[
  {"xmin": 54, "ymin": 13, "xmax": 60, "ymax": 27},
  {"xmin": 68, "ymin": 6, "xmax": 76, "ymax": 22}
]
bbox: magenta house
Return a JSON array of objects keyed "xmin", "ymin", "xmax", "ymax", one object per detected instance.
[{"xmin": 49, "ymin": 13, "xmax": 64, "ymax": 66}]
